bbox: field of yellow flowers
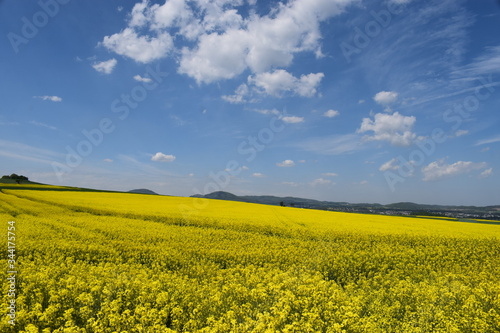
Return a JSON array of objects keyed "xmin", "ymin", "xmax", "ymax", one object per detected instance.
[{"xmin": 1, "ymin": 186, "xmax": 499, "ymax": 332}]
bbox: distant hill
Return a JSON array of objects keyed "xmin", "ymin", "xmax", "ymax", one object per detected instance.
[
  {"xmin": 192, "ymin": 192, "xmax": 500, "ymax": 220},
  {"xmin": 194, "ymin": 191, "xmax": 239, "ymax": 200},
  {"xmin": 128, "ymin": 189, "xmax": 159, "ymax": 195}
]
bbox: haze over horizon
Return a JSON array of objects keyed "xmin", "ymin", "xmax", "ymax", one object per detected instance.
[{"xmin": 1, "ymin": 0, "xmax": 499, "ymax": 206}]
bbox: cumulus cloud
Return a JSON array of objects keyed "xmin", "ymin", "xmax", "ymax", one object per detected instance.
[
  {"xmin": 151, "ymin": 152, "xmax": 176, "ymax": 162},
  {"xmin": 248, "ymin": 70, "xmax": 324, "ymax": 97},
  {"xmin": 92, "ymin": 58, "xmax": 118, "ymax": 74},
  {"xmin": 323, "ymin": 110, "xmax": 340, "ymax": 118},
  {"xmin": 34, "ymin": 95, "xmax": 62, "ymax": 102},
  {"xmin": 421, "ymin": 160, "xmax": 487, "ymax": 181},
  {"xmin": 277, "ymin": 159, "xmax": 295, "ymax": 167},
  {"xmin": 281, "ymin": 116, "xmax": 304, "ymax": 124},
  {"xmin": 179, "ymin": 30, "xmax": 249, "ymax": 83},
  {"xmin": 102, "ymin": 28, "xmax": 173, "ymax": 63},
  {"xmin": 133, "ymin": 74, "xmax": 153, "ymax": 83},
  {"xmin": 358, "ymin": 112, "xmax": 417, "ymax": 146},
  {"xmin": 102, "ymin": 0, "xmax": 355, "ymax": 87},
  {"xmin": 373, "ymin": 91, "xmax": 398, "ymax": 105}
]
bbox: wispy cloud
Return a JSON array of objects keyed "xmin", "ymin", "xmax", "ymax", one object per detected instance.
[
  {"xmin": 118, "ymin": 154, "xmax": 177, "ymax": 177},
  {"xmin": 452, "ymin": 45, "xmax": 500, "ymax": 78},
  {"xmin": 479, "ymin": 168, "xmax": 493, "ymax": 179},
  {"xmin": 0, "ymin": 140, "xmax": 62, "ymax": 165},
  {"xmin": 297, "ymin": 134, "xmax": 362, "ymax": 155},
  {"xmin": 310, "ymin": 178, "xmax": 334, "ymax": 186},
  {"xmin": 474, "ymin": 135, "xmax": 500, "ymax": 146},
  {"xmin": 34, "ymin": 95, "xmax": 62, "ymax": 102},
  {"xmin": 252, "ymin": 173, "xmax": 265, "ymax": 178},
  {"xmin": 30, "ymin": 120, "xmax": 57, "ymax": 131},
  {"xmin": 322, "ymin": 172, "xmax": 338, "ymax": 177}
]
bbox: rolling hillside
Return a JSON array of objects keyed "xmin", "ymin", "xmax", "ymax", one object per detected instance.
[{"xmin": 1, "ymin": 185, "xmax": 499, "ymax": 332}]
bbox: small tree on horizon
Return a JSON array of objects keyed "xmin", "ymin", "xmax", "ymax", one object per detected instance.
[{"xmin": 3, "ymin": 174, "xmax": 29, "ymax": 184}]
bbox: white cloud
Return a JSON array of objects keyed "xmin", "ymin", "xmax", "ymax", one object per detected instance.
[
  {"xmin": 34, "ymin": 95, "xmax": 62, "ymax": 102},
  {"xmin": 129, "ymin": 0, "xmax": 150, "ymax": 28},
  {"xmin": 178, "ymin": 0, "xmax": 352, "ymax": 83},
  {"xmin": 455, "ymin": 129, "xmax": 468, "ymax": 137},
  {"xmin": 373, "ymin": 91, "xmax": 398, "ymax": 105},
  {"xmin": 222, "ymin": 84, "xmax": 252, "ymax": 104},
  {"xmin": 253, "ymin": 108, "xmax": 281, "ymax": 116},
  {"xmin": 322, "ymin": 172, "xmax": 338, "ymax": 177},
  {"xmin": 151, "ymin": 152, "xmax": 176, "ymax": 162},
  {"xmin": 323, "ymin": 110, "xmax": 340, "ymax": 118},
  {"xmin": 104, "ymin": 0, "xmax": 356, "ymax": 85},
  {"xmin": 358, "ymin": 99, "xmax": 365, "ymax": 104},
  {"xmin": 179, "ymin": 30, "xmax": 249, "ymax": 83},
  {"xmin": 358, "ymin": 112, "xmax": 417, "ymax": 146},
  {"xmin": 474, "ymin": 135, "xmax": 500, "ymax": 146},
  {"xmin": 310, "ymin": 178, "xmax": 333, "ymax": 186},
  {"xmin": 281, "ymin": 116, "xmax": 304, "ymax": 124},
  {"xmin": 455, "ymin": 45, "xmax": 500, "ymax": 77},
  {"xmin": 282, "ymin": 181, "xmax": 298, "ymax": 187},
  {"xmin": 102, "ymin": 28, "xmax": 173, "ymax": 63},
  {"xmin": 103, "ymin": 158, "xmax": 114, "ymax": 163},
  {"xmin": 252, "ymin": 172, "xmax": 265, "ymax": 178},
  {"xmin": 92, "ymin": 58, "xmax": 118, "ymax": 74},
  {"xmin": 133, "ymin": 74, "xmax": 153, "ymax": 83},
  {"xmin": 277, "ymin": 159, "xmax": 295, "ymax": 167},
  {"xmin": 0, "ymin": 139, "xmax": 62, "ymax": 165},
  {"xmin": 379, "ymin": 158, "xmax": 399, "ymax": 172},
  {"xmin": 251, "ymin": 108, "xmax": 304, "ymax": 124},
  {"xmin": 388, "ymin": 0, "xmax": 412, "ymax": 4},
  {"xmin": 359, "ymin": 180, "xmax": 368, "ymax": 185},
  {"xmin": 422, "ymin": 160, "xmax": 487, "ymax": 181},
  {"xmin": 249, "ymin": 70, "xmax": 324, "ymax": 97},
  {"xmin": 479, "ymin": 168, "xmax": 493, "ymax": 179},
  {"xmin": 297, "ymin": 134, "xmax": 362, "ymax": 155},
  {"xmin": 30, "ymin": 120, "xmax": 57, "ymax": 131}
]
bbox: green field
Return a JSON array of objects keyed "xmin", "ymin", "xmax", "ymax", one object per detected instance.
[{"xmin": 1, "ymin": 186, "xmax": 499, "ymax": 332}]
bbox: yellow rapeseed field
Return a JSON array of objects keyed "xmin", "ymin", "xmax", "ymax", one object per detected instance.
[{"xmin": 1, "ymin": 187, "xmax": 499, "ymax": 332}]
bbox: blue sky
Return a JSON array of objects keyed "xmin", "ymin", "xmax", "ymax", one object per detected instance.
[{"xmin": 1, "ymin": 0, "xmax": 499, "ymax": 205}]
